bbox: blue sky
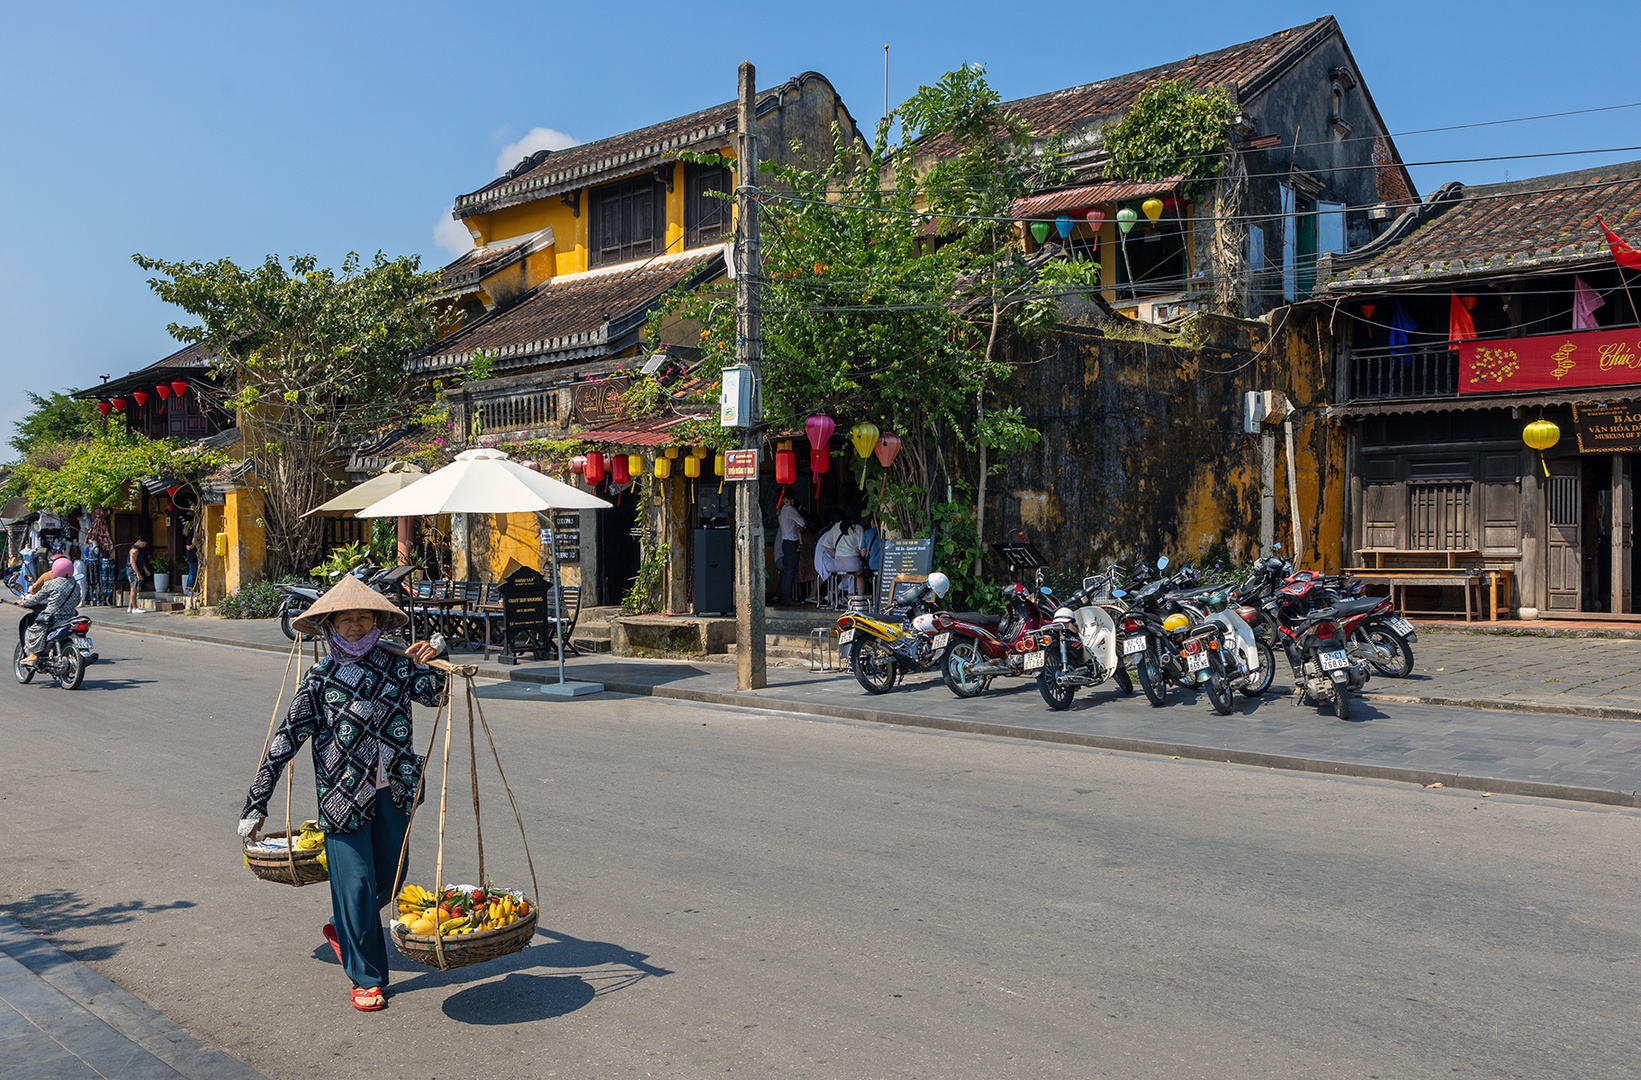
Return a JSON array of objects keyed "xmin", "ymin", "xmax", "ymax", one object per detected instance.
[{"xmin": 2, "ymin": 1, "xmax": 1637, "ymax": 443}]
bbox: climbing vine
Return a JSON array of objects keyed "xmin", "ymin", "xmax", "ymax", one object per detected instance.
[{"xmin": 1101, "ymin": 79, "xmax": 1236, "ymax": 200}]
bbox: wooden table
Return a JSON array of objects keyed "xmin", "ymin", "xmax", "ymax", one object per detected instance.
[{"xmin": 1355, "ymin": 549, "xmax": 1483, "ymax": 570}]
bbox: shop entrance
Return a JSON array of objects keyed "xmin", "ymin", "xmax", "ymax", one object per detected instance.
[
  {"xmin": 1564, "ymin": 453, "xmax": 1635, "ymax": 614},
  {"xmin": 598, "ymin": 493, "xmax": 643, "ymax": 608}
]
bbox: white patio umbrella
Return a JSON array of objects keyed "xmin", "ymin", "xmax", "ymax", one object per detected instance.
[
  {"xmin": 302, "ymin": 461, "xmax": 426, "ymax": 516},
  {"xmin": 355, "ymin": 448, "xmax": 611, "ymax": 695}
]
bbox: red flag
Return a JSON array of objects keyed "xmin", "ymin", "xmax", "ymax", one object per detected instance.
[
  {"xmin": 1448, "ymin": 292, "xmax": 1476, "ymax": 344},
  {"xmin": 1597, "ymin": 213, "xmax": 1641, "ymax": 270}
]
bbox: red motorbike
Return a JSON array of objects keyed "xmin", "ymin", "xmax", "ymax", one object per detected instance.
[{"xmin": 935, "ymin": 577, "xmax": 1061, "ymax": 698}]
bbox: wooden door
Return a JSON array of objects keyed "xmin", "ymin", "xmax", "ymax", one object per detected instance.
[{"xmin": 1546, "ymin": 461, "xmax": 1581, "ymax": 613}]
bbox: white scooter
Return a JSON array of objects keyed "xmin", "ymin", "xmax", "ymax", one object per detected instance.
[{"xmin": 1032, "ymin": 572, "xmax": 1134, "ymax": 711}]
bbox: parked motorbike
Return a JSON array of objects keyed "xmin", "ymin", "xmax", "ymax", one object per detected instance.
[
  {"xmin": 1248, "ymin": 560, "xmax": 1417, "ymax": 678},
  {"xmin": 937, "ymin": 573, "xmax": 1061, "ymax": 698},
  {"xmin": 1278, "ymin": 593, "xmax": 1383, "ymax": 718},
  {"xmin": 1031, "ymin": 571, "xmax": 1134, "ymax": 710},
  {"xmin": 279, "ymin": 562, "xmax": 416, "ymax": 641},
  {"xmin": 13, "ymin": 609, "xmax": 90, "ymax": 690},
  {"xmin": 838, "ymin": 572, "xmax": 953, "ymax": 694}
]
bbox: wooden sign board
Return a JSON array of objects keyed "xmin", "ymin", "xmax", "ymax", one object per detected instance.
[
  {"xmin": 1573, "ymin": 403, "xmax": 1641, "ymax": 454},
  {"xmin": 571, "ymin": 378, "xmax": 629, "ymax": 425},
  {"xmin": 498, "ymin": 565, "xmax": 551, "ymax": 664},
  {"xmin": 875, "ymin": 538, "xmax": 934, "ymax": 616},
  {"xmin": 723, "ymin": 449, "xmax": 759, "ymax": 481}
]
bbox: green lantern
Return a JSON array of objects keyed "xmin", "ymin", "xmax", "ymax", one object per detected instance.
[
  {"xmin": 1117, "ymin": 208, "xmax": 1138, "ymax": 235},
  {"xmin": 1029, "ymin": 221, "xmax": 1051, "ymax": 244}
]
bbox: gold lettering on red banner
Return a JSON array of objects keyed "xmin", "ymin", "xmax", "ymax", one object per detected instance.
[{"xmin": 1459, "ymin": 327, "xmax": 1641, "ymax": 393}]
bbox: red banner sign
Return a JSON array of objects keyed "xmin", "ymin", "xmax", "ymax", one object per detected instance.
[{"xmin": 1458, "ymin": 326, "xmax": 1641, "ymax": 393}]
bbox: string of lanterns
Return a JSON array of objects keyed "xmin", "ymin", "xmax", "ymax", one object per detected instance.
[{"xmin": 94, "ymin": 380, "xmax": 189, "ymax": 417}]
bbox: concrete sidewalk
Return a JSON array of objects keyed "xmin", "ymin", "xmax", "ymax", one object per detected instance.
[
  {"xmin": 0, "ymin": 916, "xmax": 266, "ymax": 1080},
  {"xmin": 87, "ymin": 606, "xmax": 1641, "ymax": 808}
]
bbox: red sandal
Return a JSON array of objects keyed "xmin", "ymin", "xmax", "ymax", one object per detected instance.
[
  {"xmin": 321, "ymin": 923, "xmax": 343, "ymax": 964},
  {"xmin": 351, "ymin": 986, "xmax": 386, "ymax": 1012}
]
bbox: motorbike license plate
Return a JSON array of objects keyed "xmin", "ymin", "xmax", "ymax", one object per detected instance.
[
  {"xmin": 73, "ymin": 636, "xmax": 93, "ymax": 651},
  {"xmin": 931, "ymin": 632, "xmax": 950, "ymax": 651},
  {"xmin": 1186, "ymin": 651, "xmax": 1209, "ymax": 673},
  {"xmin": 1387, "ymin": 617, "xmax": 1414, "ymax": 636},
  {"xmin": 837, "ymin": 629, "xmax": 855, "ymax": 646},
  {"xmin": 1023, "ymin": 649, "xmax": 1046, "ymax": 671},
  {"xmin": 1122, "ymin": 635, "xmax": 1147, "ymax": 655},
  {"xmin": 1318, "ymin": 650, "xmax": 1351, "ymax": 672}
]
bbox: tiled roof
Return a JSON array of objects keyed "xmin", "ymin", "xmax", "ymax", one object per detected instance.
[
  {"xmin": 410, "ymin": 250, "xmax": 725, "ymax": 376},
  {"xmin": 439, "ymin": 236, "xmax": 530, "ymax": 293},
  {"xmin": 919, "ymin": 17, "xmax": 1333, "ymax": 163},
  {"xmin": 78, "ymin": 341, "xmax": 219, "ymax": 398},
  {"xmin": 1319, "ymin": 162, "xmax": 1641, "ymax": 291},
  {"xmin": 1012, "ymin": 177, "xmax": 1183, "ymax": 218},
  {"xmin": 576, "ymin": 413, "xmax": 710, "ymax": 446}
]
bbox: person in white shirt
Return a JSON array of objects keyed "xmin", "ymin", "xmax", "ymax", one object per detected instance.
[
  {"xmin": 777, "ymin": 499, "xmax": 808, "ymax": 604},
  {"xmin": 831, "ymin": 518, "xmax": 866, "ymax": 595}
]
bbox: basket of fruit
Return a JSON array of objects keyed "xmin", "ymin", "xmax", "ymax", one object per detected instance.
[
  {"xmin": 391, "ymin": 883, "xmax": 537, "ymax": 970},
  {"xmin": 243, "ymin": 821, "xmax": 328, "ymax": 886}
]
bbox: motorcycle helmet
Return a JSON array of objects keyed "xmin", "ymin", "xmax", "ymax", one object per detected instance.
[
  {"xmin": 925, "ymin": 571, "xmax": 951, "ymax": 599},
  {"xmin": 911, "ymin": 612, "xmax": 936, "ymax": 633},
  {"xmin": 1162, "ymin": 612, "xmax": 1190, "ymax": 634},
  {"xmin": 1207, "ymin": 591, "xmax": 1228, "ymax": 612},
  {"xmin": 50, "ymin": 557, "xmax": 72, "ymax": 578}
]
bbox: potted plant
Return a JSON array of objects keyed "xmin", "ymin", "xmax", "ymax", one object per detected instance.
[{"xmin": 151, "ymin": 555, "xmax": 171, "ymax": 594}]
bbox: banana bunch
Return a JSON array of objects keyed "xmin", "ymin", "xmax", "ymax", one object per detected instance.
[
  {"xmin": 293, "ymin": 824, "xmax": 325, "ymax": 851},
  {"xmin": 396, "ymin": 883, "xmax": 532, "ymax": 937}
]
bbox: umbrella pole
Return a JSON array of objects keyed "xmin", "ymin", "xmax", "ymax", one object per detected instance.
[{"xmin": 550, "ymin": 522, "xmax": 566, "ymax": 685}]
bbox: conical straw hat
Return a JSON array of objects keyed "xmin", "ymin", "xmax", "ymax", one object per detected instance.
[{"xmin": 291, "ymin": 572, "xmax": 408, "ymax": 635}]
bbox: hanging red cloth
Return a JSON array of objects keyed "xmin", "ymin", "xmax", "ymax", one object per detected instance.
[
  {"xmin": 1597, "ymin": 213, "xmax": 1641, "ymax": 270},
  {"xmin": 1448, "ymin": 292, "xmax": 1476, "ymax": 345}
]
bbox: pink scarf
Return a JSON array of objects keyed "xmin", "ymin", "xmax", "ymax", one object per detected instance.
[{"xmin": 326, "ymin": 626, "xmax": 382, "ymax": 663}]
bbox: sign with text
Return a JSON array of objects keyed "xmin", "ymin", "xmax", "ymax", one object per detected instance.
[
  {"xmin": 875, "ymin": 538, "xmax": 934, "ymax": 616},
  {"xmin": 723, "ymin": 449, "xmax": 759, "ymax": 481},
  {"xmin": 1458, "ymin": 326, "xmax": 1641, "ymax": 393},
  {"xmin": 571, "ymin": 377, "xmax": 629, "ymax": 425},
  {"xmin": 1573, "ymin": 402, "xmax": 1641, "ymax": 454}
]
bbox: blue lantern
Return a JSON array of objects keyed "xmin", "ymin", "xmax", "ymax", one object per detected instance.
[{"xmin": 1055, "ymin": 214, "xmax": 1074, "ymax": 239}]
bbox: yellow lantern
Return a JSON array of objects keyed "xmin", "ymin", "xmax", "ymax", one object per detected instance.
[
  {"xmin": 684, "ymin": 454, "xmax": 701, "ymax": 478},
  {"xmin": 653, "ymin": 454, "xmax": 672, "ymax": 479},
  {"xmin": 691, "ymin": 444, "xmax": 709, "ymax": 459},
  {"xmin": 665, "ymin": 446, "xmax": 680, "ymax": 459},
  {"xmin": 777, "ymin": 439, "xmax": 792, "ymax": 452},
  {"xmin": 1142, "ymin": 197, "xmax": 1165, "ymax": 222},
  {"xmin": 714, "ymin": 452, "xmax": 725, "ymax": 476},
  {"xmin": 628, "ymin": 454, "xmax": 644, "ymax": 478},
  {"xmin": 1522, "ymin": 418, "xmax": 1560, "ymax": 450},
  {"xmin": 849, "ymin": 421, "xmax": 880, "ymax": 458}
]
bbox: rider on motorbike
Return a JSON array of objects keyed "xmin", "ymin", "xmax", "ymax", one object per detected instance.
[{"xmin": 18, "ymin": 557, "xmax": 78, "ymax": 668}]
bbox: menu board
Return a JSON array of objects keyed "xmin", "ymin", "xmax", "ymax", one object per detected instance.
[
  {"xmin": 549, "ymin": 512, "xmax": 581, "ymax": 562},
  {"xmin": 875, "ymin": 538, "xmax": 934, "ymax": 616}
]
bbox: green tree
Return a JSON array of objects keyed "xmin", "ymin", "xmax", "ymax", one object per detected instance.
[
  {"xmin": 10, "ymin": 390, "xmax": 97, "ymax": 457},
  {"xmin": 17, "ymin": 428, "xmax": 225, "ymax": 513},
  {"xmin": 1101, "ymin": 79, "xmax": 1235, "ymax": 200},
  {"xmin": 133, "ymin": 251, "xmax": 443, "ymax": 575}
]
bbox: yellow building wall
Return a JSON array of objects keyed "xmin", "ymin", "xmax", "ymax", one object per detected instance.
[
  {"xmin": 470, "ymin": 196, "xmax": 587, "ymax": 277},
  {"xmin": 484, "ymin": 512, "xmax": 541, "ymax": 580},
  {"xmin": 665, "ymin": 161, "xmax": 685, "ymax": 257},
  {"xmin": 223, "ymin": 487, "xmax": 267, "ymax": 593}
]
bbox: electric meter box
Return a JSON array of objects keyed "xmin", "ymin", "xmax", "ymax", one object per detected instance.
[{"xmin": 720, "ymin": 363, "xmax": 756, "ymax": 428}]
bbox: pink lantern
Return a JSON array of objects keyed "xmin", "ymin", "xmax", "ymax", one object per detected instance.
[
  {"xmin": 873, "ymin": 433, "xmax": 902, "ymax": 469},
  {"xmin": 568, "ymin": 455, "xmax": 587, "ymax": 476},
  {"xmin": 1084, "ymin": 208, "xmax": 1106, "ymax": 227},
  {"xmin": 805, "ymin": 413, "xmax": 835, "ymax": 451}
]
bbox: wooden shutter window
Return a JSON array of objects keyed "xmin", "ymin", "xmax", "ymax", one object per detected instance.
[
  {"xmin": 1409, "ymin": 481, "xmax": 1474, "ymax": 550},
  {"xmin": 591, "ymin": 175, "xmax": 659, "ymax": 267},
  {"xmin": 685, "ymin": 163, "xmax": 733, "ymax": 250}
]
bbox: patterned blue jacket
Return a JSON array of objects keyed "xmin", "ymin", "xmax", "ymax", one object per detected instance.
[{"xmin": 242, "ymin": 647, "xmax": 446, "ymax": 833}]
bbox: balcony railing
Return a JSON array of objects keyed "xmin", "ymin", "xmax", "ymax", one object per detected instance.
[
  {"xmin": 1350, "ymin": 344, "xmax": 1460, "ymax": 400},
  {"xmin": 477, "ymin": 389, "xmax": 561, "ymax": 435}
]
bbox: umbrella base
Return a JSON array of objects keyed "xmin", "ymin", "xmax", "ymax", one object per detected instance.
[{"xmin": 538, "ymin": 680, "xmax": 603, "ymax": 697}]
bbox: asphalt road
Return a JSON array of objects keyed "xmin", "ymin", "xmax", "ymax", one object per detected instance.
[{"xmin": 3, "ymin": 633, "xmax": 1640, "ymax": 1079}]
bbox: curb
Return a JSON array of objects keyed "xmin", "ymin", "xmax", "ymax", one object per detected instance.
[
  {"xmin": 1413, "ymin": 623, "xmax": 1641, "ymax": 641},
  {"xmin": 0, "ymin": 914, "xmax": 269, "ymax": 1080},
  {"xmin": 99, "ymin": 621, "xmax": 1641, "ymax": 809}
]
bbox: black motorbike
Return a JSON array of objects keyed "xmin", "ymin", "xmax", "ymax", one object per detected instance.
[
  {"xmin": 14, "ymin": 609, "xmax": 90, "ymax": 690},
  {"xmin": 279, "ymin": 562, "xmax": 415, "ymax": 641}
]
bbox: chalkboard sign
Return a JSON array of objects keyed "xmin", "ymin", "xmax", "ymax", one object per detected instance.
[
  {"xmin": 875, "ymin": 538, "xmax": 934, "ymax": 616},
  {"xmin": 499, "ymin": 565, "xmax": 552, "ymax": 665},
  {"xmin": 550, "ymin": 512, "xmax": 581, "ymax": 562}
]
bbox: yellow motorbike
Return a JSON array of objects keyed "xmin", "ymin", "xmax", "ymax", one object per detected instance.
[{"xmin": 835, "ymin": 573, "xmax": 953, "ymax": 694}]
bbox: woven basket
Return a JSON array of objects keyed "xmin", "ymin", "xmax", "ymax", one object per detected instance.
[
  {"xmin": 243, "ymin": 826, "xmax": 328, "ymax": 887},
  {"xmin": 391, "ymin": 907, "xmax": 538, "ymax": 971}
]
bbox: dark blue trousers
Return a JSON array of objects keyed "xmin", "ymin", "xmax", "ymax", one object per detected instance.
[{"xmin": 325, "ymin": 796, "xmax": 410, "ymax": 989}]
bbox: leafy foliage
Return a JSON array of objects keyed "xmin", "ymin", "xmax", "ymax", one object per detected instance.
[
  {"xmin": 1101, "ymin": 79, "xmax": 1235, "ymax": 200},
  {"xmin": 312, "ymin": 541, "xmax": 370, "ymax": 582},
  {"xmin": 621, "ymin": 540, "xmax": 668, "ymax": 616},
  {"xmin": 216, "ymin": 579, "xmax": 284, "ymax": 619},
  {"xmin": 16, "ymin": 430, "xmax": 226, "ymax": 513},
  {"xmin": 10, "ymin": 391, "xmax": 97, "ymax": 457},
  {"xmin": 134, "ymin": 251, "xmax": 443, "ymax": 576}
]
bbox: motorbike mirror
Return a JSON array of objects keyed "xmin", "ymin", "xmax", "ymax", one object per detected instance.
[
  {"xmin": 1156, "ymin": 556, "xmax": 1169, "ymax": 570},
  {"xmin": 1111, "ymin": 588, "xmax": 1126, "ymax": 599}
]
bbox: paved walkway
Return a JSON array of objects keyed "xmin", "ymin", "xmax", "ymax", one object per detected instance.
[
  {"xmin": 0, "ymin": 916, "xmax": 265, "ymax": 1080},
  {"xmin": 85, "ymin": 606, "xmax": 1641, "ymax": 807}
]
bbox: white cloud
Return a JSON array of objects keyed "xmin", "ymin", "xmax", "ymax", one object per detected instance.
[
  {"xmin": 495, "ymin": 127, "xmax": 580, "ymax": 174},
  {"xmin": 434, "ymin": 209, "xmax": 473, "ymax": 256}
]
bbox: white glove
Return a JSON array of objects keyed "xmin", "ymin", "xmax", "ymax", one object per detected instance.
[{"xmin": 238, "ymin": 816, "xmax": 266, "ymax": 841}]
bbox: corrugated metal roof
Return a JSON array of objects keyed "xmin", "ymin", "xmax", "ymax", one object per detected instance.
[
  {"xmin": 576, "ymin": 413, "xmax": 709, "ymax": 447},
  {"xmin": 1012, "ymin": 178, "xmax": 1182, "ymax": 218},
  {"xmin": 1329, "ymin": 385, "xmax": 1641, "ymax": 418}
]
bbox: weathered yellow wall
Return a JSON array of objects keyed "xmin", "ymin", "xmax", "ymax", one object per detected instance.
[
  {"xmin": 223, "ymin": 487, "xmax": 267, "ymax": 592},
  {"xmin": 483, "ymin": 512, "xmax": 541, "ymax": 581},
  {"xmin": 201, "ymin": 503, "xmax": 227, "ymax": 605},
  {"xmin": 665, "ymin": 161, "xmax": 685, "ymax": 257}
]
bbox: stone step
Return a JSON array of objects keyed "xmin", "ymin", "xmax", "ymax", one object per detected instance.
[{"xmin": 570, "ymin": 635, "xmax": 612, "ymax": 653}]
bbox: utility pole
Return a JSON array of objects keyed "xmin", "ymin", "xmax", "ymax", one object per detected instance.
[{"xmin": 734, "ymin": 60, "xmax": 767, "ymax": 691}]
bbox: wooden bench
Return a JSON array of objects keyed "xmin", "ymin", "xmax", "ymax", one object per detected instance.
[{"xmin": 1349, "ymin": 551, "xmax": 1515, "ymax": 622}]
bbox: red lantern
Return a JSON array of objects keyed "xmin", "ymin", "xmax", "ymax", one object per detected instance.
[
  {"xmin": 568, "ymin": 455, "xmax": 587, "ymax": 476},
  {"xmin": 611, "ymin": 453, "xmax": 630, "ymax": 484},
  {"xmin": 1084, "ymin": 208, "xmax": 1106, "ymax": 226},
  {"xmin": 584, "ymin": 451, "xmax": 605, "ymax": 485},
  {"xmin": 775, "ymin": 446, "xmax": 797, "ymax": 486},
  {"xmin": 96, "ymin": 401, "xmax": 111, "ymax": 417},
  {"xmin": 874, "ymin": 432, "xmax": 902, "ymax": 469},
  {"xmin": 805, "ymin": 413, "xmax": 835, "ymax": 451},
  {"xmin": 167, "ymin": 485, "xmax": 182, "ymax": 499},
  {"xmin": 132, "ymin": 390, "xmax": 148, "ymax": 406},
  {"xmin": 156, "ymin": 383, "xmax": 171, "ymax": 400},
  {"xmin": 1361, "ymin": 304, "xmax": 1376, "ymax": 320},
  {"xmin": 810, "ymin": 446, "xmax": 830, "ymax": 475},
  {"xmin": 170, "ymin": 380, "xmax": 188, "ymax": 396},
  {"xmin": 110, "ymin": 396, "xmax": 126, "ymax": 413}
]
